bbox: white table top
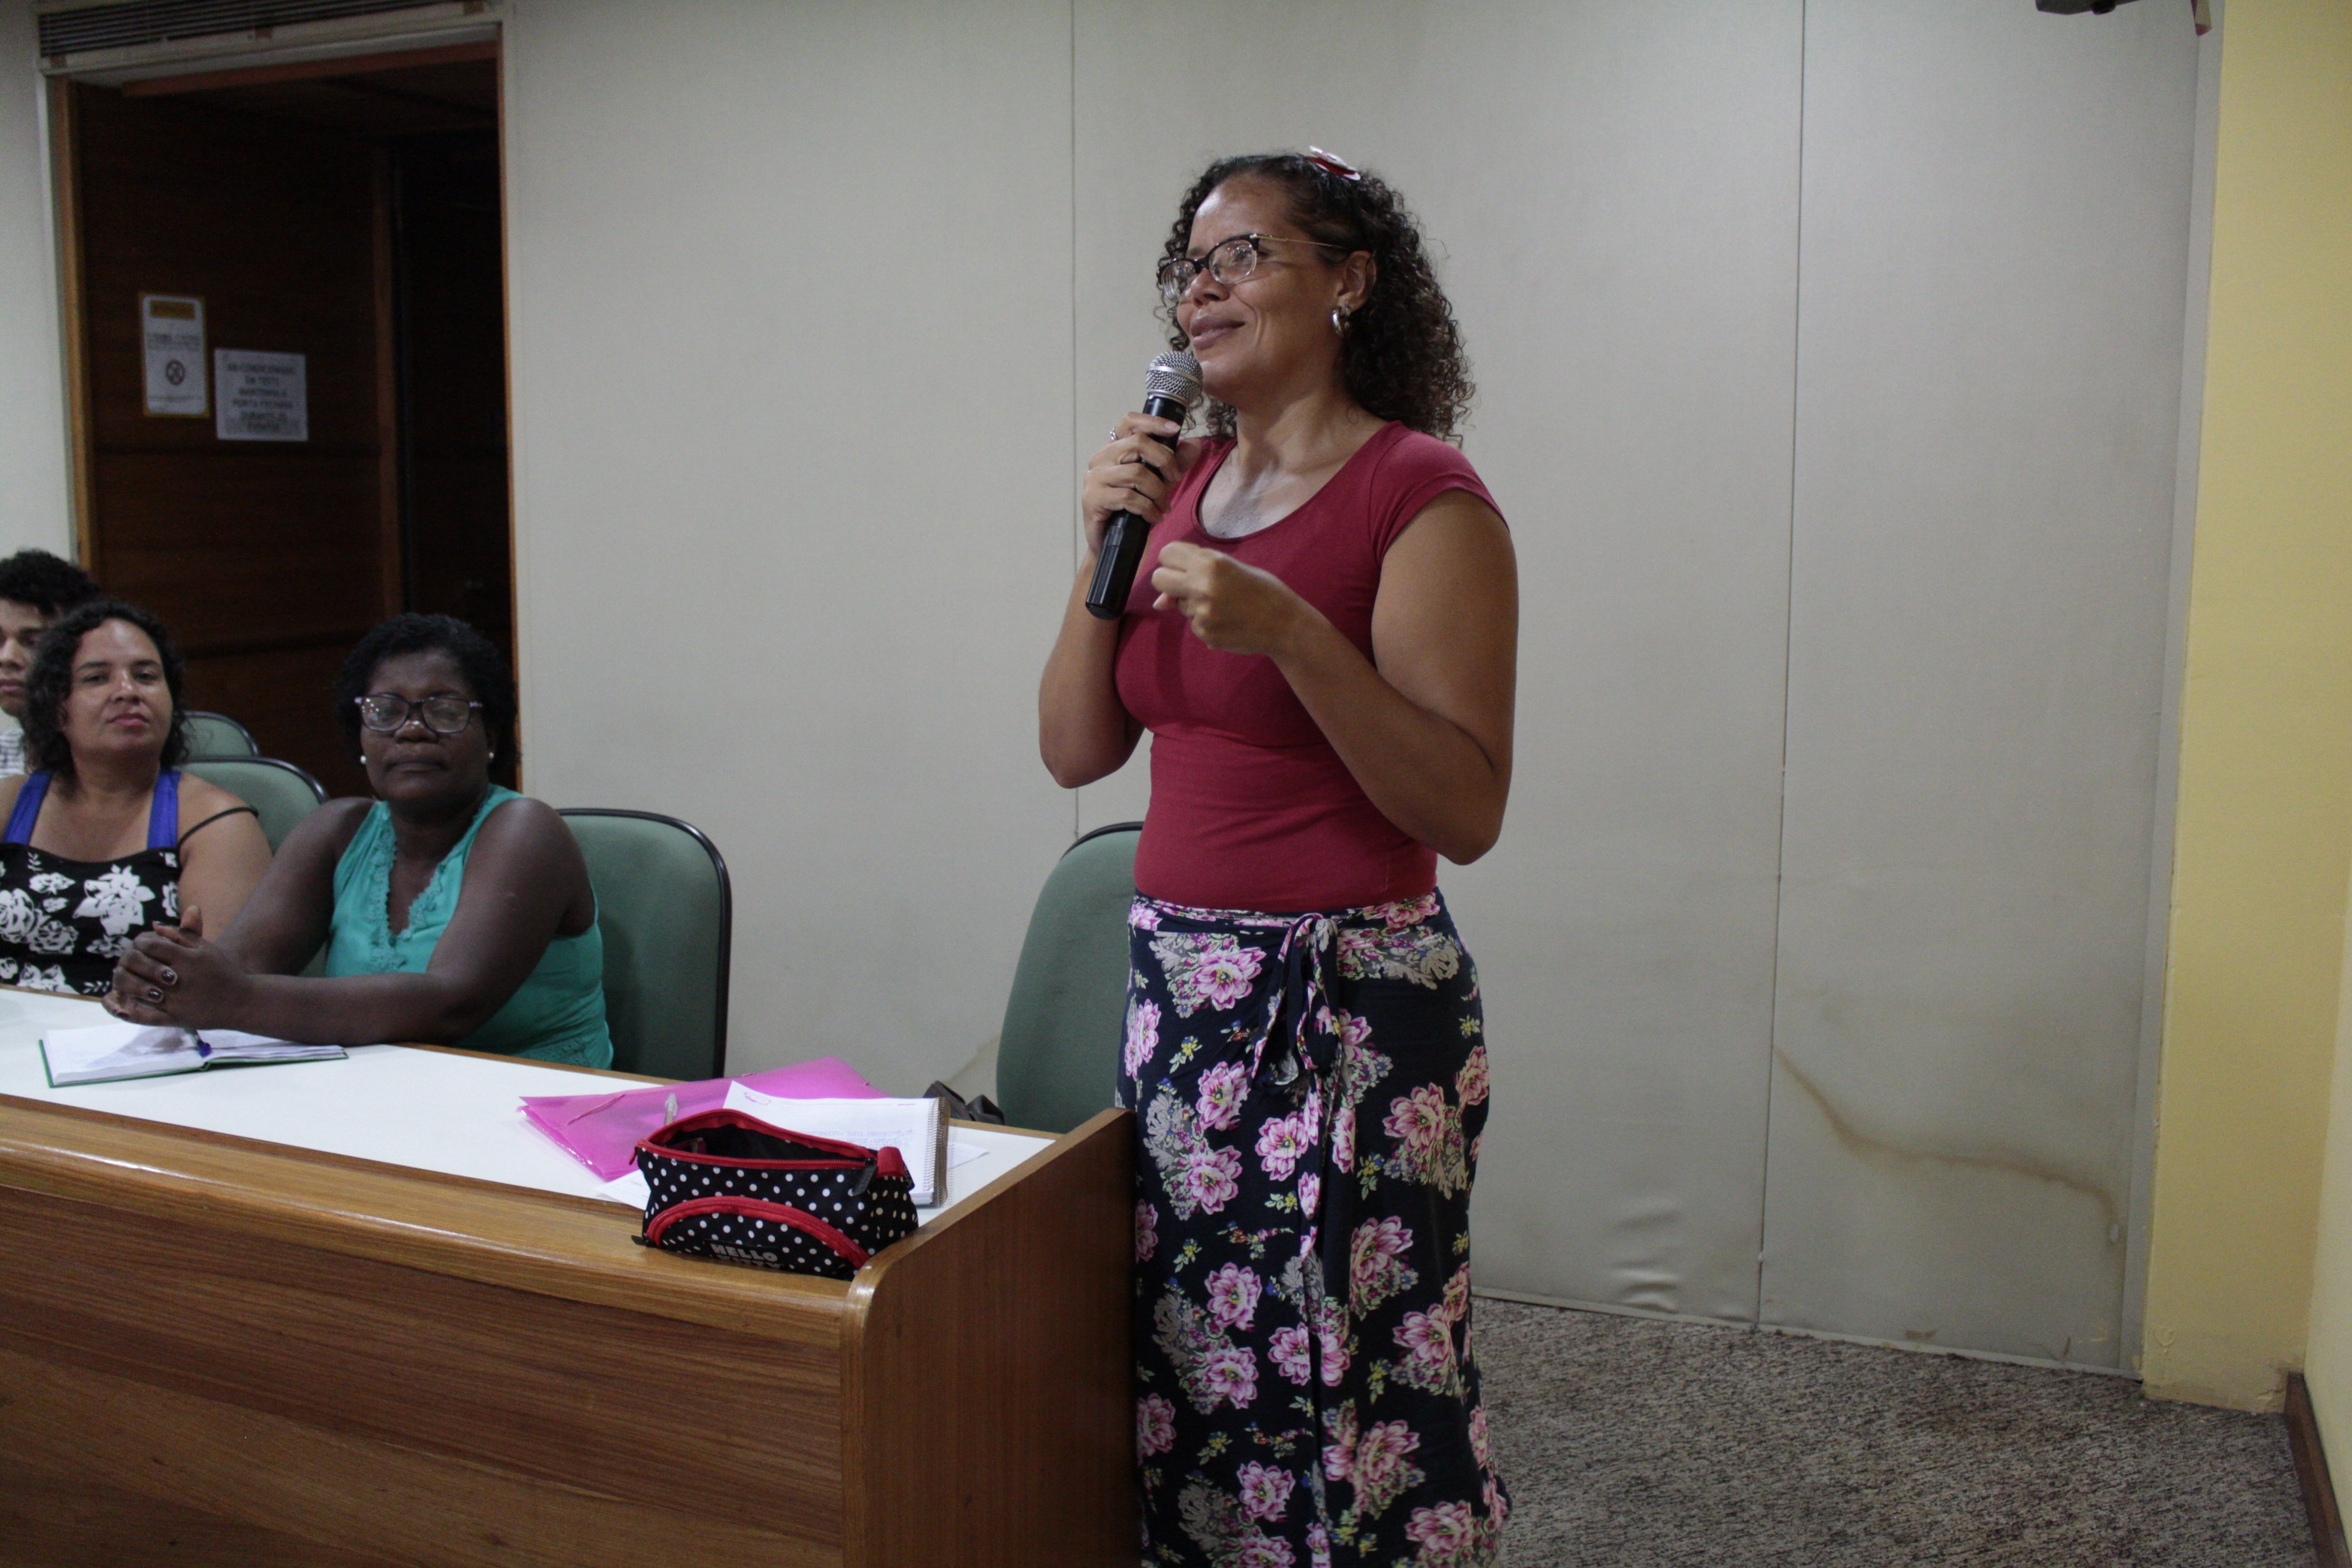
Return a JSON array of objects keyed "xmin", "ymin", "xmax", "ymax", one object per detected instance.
[{"xmin": 0, "ymin": 989, "xmax": 1051, "ymax": 1216}]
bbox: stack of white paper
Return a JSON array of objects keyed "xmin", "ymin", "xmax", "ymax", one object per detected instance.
[{"xmin": 721, "ymin": 1082, "xmax": 950, "ymax": 1204}]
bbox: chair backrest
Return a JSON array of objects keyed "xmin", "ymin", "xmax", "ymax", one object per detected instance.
[
  {"xmin": 994, "ymin": 823, "xmax": 1140, "ymax": 1135},
  {"xmin": 559, "ymin": 808, "xmax": 731, "ymax": 1081},
  {"xmin": 182, "ymin": 756, "xmax": 328, "ymax": 851},
  {"xmin": 183, "ymin": 711, "xmax": 259, "ymax": 757}
]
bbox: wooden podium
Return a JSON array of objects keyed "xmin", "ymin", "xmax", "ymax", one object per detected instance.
[{"xmin": 0, "ymin": 1064, "xmax": 1134, "ymax": 1568}]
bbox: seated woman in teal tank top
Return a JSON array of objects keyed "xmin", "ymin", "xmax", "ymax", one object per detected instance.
[{"xmin": 101, "ymin": 615, "xmax": 611, "ymax": 1068}]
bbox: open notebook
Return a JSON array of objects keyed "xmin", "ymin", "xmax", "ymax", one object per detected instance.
[{"xmin": 41, "ymin": 1021, "xmax": 345, "ymax": 1087}]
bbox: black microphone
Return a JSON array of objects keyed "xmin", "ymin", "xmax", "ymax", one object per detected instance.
[{"xmin": 1085, "ymin": 350, "xmax": 1202, "ymax": 620}]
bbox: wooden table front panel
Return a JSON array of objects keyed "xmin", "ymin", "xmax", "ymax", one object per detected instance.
[
  {"xmin": 0, "ymin": 1096, "xmax": 1139, "ymax": 1567},
  {"xmin": 845, "ymin": 1108, "xmax": 1137, "ymax": 1567},
  {"xmin": 0, "ymin": 1185, "xmax": 843, "ymax": 1537},
  {"xmin": 0, "ymin": 1102, "xmax": 850, "ymax": 1568}
]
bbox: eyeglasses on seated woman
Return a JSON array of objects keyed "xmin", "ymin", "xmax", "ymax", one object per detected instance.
[
  {"xmin": 104, "ymin": 612, "xmax": 612, "ymax": 1068},
  {"xmin": 0, "ymin": 600, "xmax": 271, "ymax": 995}
]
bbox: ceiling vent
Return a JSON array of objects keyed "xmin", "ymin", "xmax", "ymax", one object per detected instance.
[{"xmin": 37, "ymin": 0, "xmax": 493, "ymax": 72}]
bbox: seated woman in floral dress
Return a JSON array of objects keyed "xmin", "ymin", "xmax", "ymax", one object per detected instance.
[{"xmin": 0, "ymin": 600, "xmax": 270, "ymax": 994}]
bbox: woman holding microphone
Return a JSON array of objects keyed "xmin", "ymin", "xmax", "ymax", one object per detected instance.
[{"xmin": 1040, "ymin": 149, "xmax": 1516, "ymax": 1567}]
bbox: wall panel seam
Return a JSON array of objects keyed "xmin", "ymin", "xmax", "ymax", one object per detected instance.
[
  {"xmin": 1068, "ymin": 0, "xmax": 1082, "ymax": 845},
  {"xmin": 1752, "ymin": 0, "xmax": 1808, "ymax": 1331}
]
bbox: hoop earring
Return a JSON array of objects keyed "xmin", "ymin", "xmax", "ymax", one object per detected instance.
[{"xmin": 1331, "ymin": 305, "xmax": 1349, "ymax": 335}]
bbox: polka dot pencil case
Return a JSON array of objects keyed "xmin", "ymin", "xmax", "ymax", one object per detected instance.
[{"xmin": 633, "ymin": 1108, "xmax": 920, "ymax": 1279}]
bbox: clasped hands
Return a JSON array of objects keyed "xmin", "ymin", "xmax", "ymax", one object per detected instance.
[
  {"xmin": 1149, "ymin": 540, "xmax": 1310, "ymax": 658},
  {"xmin": 102, "ymin": 906, "xmax": 245, "ymax": 1029}
]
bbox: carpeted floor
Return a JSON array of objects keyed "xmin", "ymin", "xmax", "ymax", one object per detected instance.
[{"xmin": 1474, "ymin": 1298, "xmax": 2312, "ymax": 1567}]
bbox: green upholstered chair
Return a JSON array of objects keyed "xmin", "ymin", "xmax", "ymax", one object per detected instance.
[
  {"xmin": 183, "ymin": 755, "xmax": 326, "ymax": 851},
  {"xmin": 184, "ymin": 756, "xmax": 333, "ymax": 975},
  {"xmin": 558, "ymin": 808, "xmax": 730, "ymax": 1081},
  {"xmin": 183, "ymin": 711, "xmax": 259, "ymax": 757},
  {"xmin": 994, "ymin": 822, "xmax": 1141, "ymax": 1135}
]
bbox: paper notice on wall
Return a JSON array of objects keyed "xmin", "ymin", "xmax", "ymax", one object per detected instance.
[
  {"xmin": 140, "ymin": 294, "xmax": 206, "ymax": 416},
  {"xmin": 213, "ymin": 350, "xmax": 307, "ymax": 442}
]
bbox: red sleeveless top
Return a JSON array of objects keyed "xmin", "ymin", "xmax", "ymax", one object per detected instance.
[{"xmin": 1112, "ymin": 422, "xmax": 1501, "ymax": 912}]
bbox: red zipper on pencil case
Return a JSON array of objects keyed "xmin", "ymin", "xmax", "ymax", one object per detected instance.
[
  {"xmin": 638, "ymin": 1110, "xmax": 912, "ymax": 1181},
  {"xmin": 637, "ymin": 1147, "xmax": 912, "ymax": 1181},
  {"xmin": 645, "ymin": 1150, "xmax": 869, "ymax": 1171},
  {"xmin": 642, "ymin": 1196, "xmax": 871, "ymax": 1268}
]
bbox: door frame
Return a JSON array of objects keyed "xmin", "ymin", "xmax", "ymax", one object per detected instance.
[{"xmin": 42, "ymin": 24, "xmax": 519, "ymax": 786}]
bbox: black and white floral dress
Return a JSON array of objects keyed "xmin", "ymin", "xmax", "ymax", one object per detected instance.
[
  {"xmin": 1124, "ymin": 890, "xmax": 1508, "ymax": 1568},
  {"xmin": 0, "ymin": 770, "xmax": 181, "ymax": 996}
]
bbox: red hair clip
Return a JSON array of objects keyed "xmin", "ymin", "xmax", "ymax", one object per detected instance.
[{"xmin": 1304, "ymin": 147, "xmax": 1362, "ymax": 181}]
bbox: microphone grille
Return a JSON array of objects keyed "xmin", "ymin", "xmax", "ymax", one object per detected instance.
[{"xmin": 1144, "ymin": 350, "xmax": 1203, "ymax": 412}]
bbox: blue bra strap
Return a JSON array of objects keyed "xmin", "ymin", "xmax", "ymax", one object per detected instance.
[
  {"xmin": 147, "ymin": 770, "xmax": 181, "ymax": 852},
  {"xmin": 3, "ymin": 772, "xmax": 48, "ymax": 845},
  {"xmin": 2, "ymin": 770, "xmax": 179, "ymax": 850}
]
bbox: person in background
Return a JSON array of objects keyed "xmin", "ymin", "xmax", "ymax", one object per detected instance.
[
  {"xmin": 0, "ymin": 549, "xmax": 102, "ymax": 776},
  {"xmin": 0, "ymin": 600, "xmax": 270, "ymax": 995},
  {"xmin": 1039, "ymin": 149, "xmax": 1516, "ymax": 1565},
  {"xmin": 107, "ymin": 613, "xmax": 612, "ymax": 1068}
]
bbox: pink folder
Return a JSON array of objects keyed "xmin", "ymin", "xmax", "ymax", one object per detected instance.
[{"xmin": 520, "ymin": 1056, "xmax": 884, "ymax": 1182}]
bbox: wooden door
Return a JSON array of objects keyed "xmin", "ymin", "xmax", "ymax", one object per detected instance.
[
  {"xmin": 391, "ymin": 129, "xmax": 515, "ymax": 690},
  {"xmin": 59, "ymin": 78, "xmax": 395, "ymax": 797}
]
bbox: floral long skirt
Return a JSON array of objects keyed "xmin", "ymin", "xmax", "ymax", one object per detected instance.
[{"xmin": 1122, "ymin": 890, "xmax": 1507, "ymax": 1568}]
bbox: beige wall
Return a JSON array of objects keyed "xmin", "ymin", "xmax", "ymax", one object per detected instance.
[
  {"xmin": 2249, "ymin": 0, "xmax": 2352, "ymax": 1473},
  {"xmin": 2143, "ymin": 0, "xmax": 2352, "ymax": 1411},
  {"xmin": 2314, "ymin": 880, "xmax": 2352, "ymax": 1490},
  {"xmin": 501, "ymin": 0, "xmax": 1080, "ymax": 1093},
  {"xmin": 1071, "ymin": 0, "xmax": 1815, "ymax": 1333},
  {"xmin": 0, "ymin": 0, "xmax": 2220, "ymax": 1366},
  {"xmin": 1755, "ymin": 0, "xmax": 2195, "ymax": 1367},
  {"xmin": 497, "ymin": 0, "xmax": 2202, "ymax": 1363},
  {"xmin": 0, "ymin": 0, "xmax": 70, "ymax": 555}
]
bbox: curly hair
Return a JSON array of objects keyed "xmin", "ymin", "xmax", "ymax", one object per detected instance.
[
  {"xmin": 0, "ymin": 549, "xmax": 100, "ymax": 617},
  {"xmin": 334, "ymin": 613, "xmax": 516, "ymax": 757},
  {"xmin": 1160, "ymin": 151, "xmax": 1473, "ymax": 442},
  {"xmin": 23, "ymin": 600, "xmax": 191, "ymax": 781}
]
